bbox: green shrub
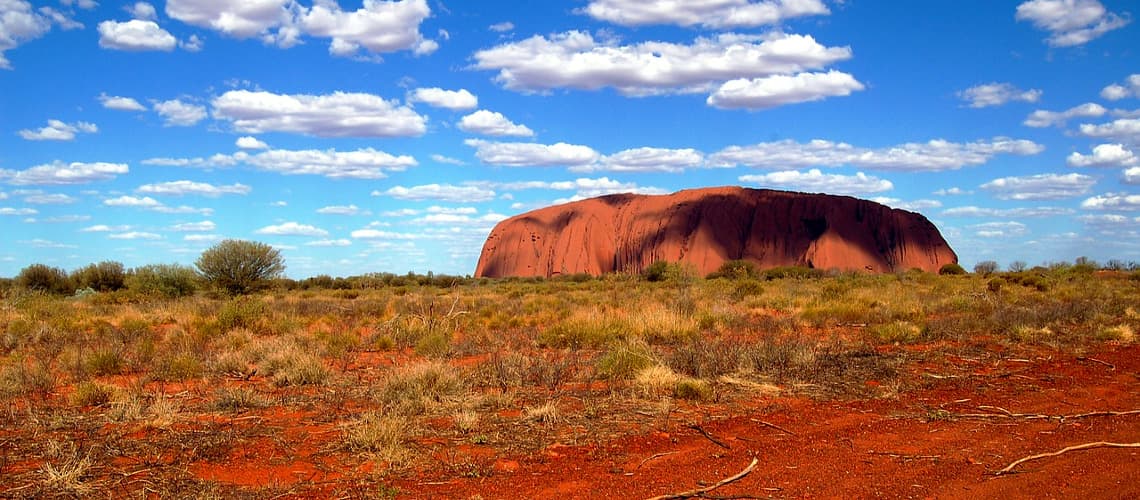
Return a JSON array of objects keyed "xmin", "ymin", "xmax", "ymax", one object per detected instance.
[
  {"xmin": 643, "ymin": 261, "xmax": 672, "ymax": 282},
  {"xmin": 195, "ymin": 239, "xmax": 285, "ymax": 295},
  {"xmin": 596, "ymin": 340, "xmax": 656, "ymax": 379},
  {"xmin": 707, "ymin": 260, "xmax": 758, "ymax": 280},
  {"xmin": 72, "ymin": 261, "xmax": 126, "ymax": 292},
  {"xmin": 16, "ymin": 264, "xmax": 73, "ymax": 294},
  {"xmin": 70, "ymin": 381, "xmax": 115, "ymax": 407},
  {"xmin": 673, "ymin": 378, "xmax": 712, "ymax": 401},
  {"xmin": 378, "ymin": 361, "xmax": 465, "ymax": 415},
  {"xmin": 761, "ymin": 266, "xmax": 824, "ymax": 280},
  {"xmin": 127, "ymin": 264, "xmax": 198, "ymax": 298},
  {"xmin": 938, "ymin": 263, "xmax": 967, "ymax": 275},
  {"xmin": 414, "ymin": 331, "xmax": 451, "ymax": 358}
]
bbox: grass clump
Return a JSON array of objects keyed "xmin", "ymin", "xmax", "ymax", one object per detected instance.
[
  {"xmin": 378, "ymin": 361, "xmax": 465, "ymax": 415},
  {"xmin": 673, "ymin": 378, "xmax": 712, "ymax": 401},
  {"xmin": 70, "ymin": 381, "xmax": 115, "ymax": 407},
  {"xmin": 870, "ymin": 321, "xmax": 923, "ymax": 343},
  {"xmin": 596, "ymin": 340, "xmax": 656, "ymax": 379},
  {"xmin": 213, "ymin": 386, "xmax": 272, "ymax": 412},
  {"xmin": 343, "ymin": 411, "xmax": 412, "ymax": 465}
]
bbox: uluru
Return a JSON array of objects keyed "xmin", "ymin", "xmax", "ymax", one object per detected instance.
[{"xmin": 475, "ymin": 186, "xmax": 957, "ymax": 278}]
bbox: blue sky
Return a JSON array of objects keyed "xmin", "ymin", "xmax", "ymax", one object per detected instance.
[{"xmin": 2, "ymin": 0, "xmax": 1139, "ymax": 278}]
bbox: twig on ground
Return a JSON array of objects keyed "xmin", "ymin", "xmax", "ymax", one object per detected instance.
[
  {"xmin": 995, "ymin": 442, "xmax": 1140, "ymax": 475},
  {"xmin": 954, "ymin": 406, "xmax": 1140, "ymax": 422},
  {"xmin": 1077, "ymin": 357, "xmax": 1116, "ymax": 370},
  {"xmin": 637, "ymin": 451, "xmax": 679, "ymax": 469},
  {"xmin": 750, "ymin": 419, "xmax": 796, "ymax": 436},
  {"xmin": 645, "ymin": 457, "xmax": 759, "ymax": 500},
  {"xmin": 689, "ymin": 425, "xmax": 730, "ymax": 450}
]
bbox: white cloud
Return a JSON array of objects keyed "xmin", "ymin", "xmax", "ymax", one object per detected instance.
[
  {"xmin": 165, "ymin": 0, "xmax": 294, "ymax": 39},
  {"xmin": 2, "ymin": 161, "xmax": 127, "ymax": 185},
  {"xmin": 941, "ymin": 206, "xmax": 1073, "ymax": 217},
  {"xmin": 18, "ymin": 119, "xmax": 98, "ymax": 141},
  {"xmin": 212, "ymin": 90, "xmax": 426, "ymax": 137},
  {"xmin": 98, "ymin": 93, "xmax": 146, "ymax": 111},
  {"xmin": 1016, "ymin": 0, "xmax": 1130, "ymax": 47},
  {"xmin": 1125, "ymin": 167, "xmax": 1140, "ymax": 184},
  {"xmin": 1078, "ymin": 118, "xmax": 1140, "ymax": 144},
  {"xmin": 170, "ymin": 221, "xmax": 216, "ymax": 232},
  {"xmin": 481, "ymin": 177, "xmax": 666, "ymax": 200},
  {"xmin": 933, "ymin": 187, "xmax": 971, "ymax": 196},
  {"xmin": 244, "ymin": 148, "xmax": 416, "ymax": 178},
  {"xmin": 23, "ymin": 193, "xmax": 76, "ymax": 204},
  {"xmin": 970, "ymin": 221, "xmax": 1028, "ymax": 238},
  {"xmin": 1023, "ymin": 102, "xmax": 1106, "ymax": 127},
  {"xmin": 103, "ymin": 195, "xmax": 212, "ymax": 215},
  {"xmin": 154, "ymin": 99, "xmax": 207, "ymax": 126},
  {"xmin": 1100, "ymin": 74, "xmax": 1140, "ymax": 100},
  {"xmin": 707, "ymin": 70, "xmax": 864, "ymax": 110},
  {"xmin": 184, "ymin": 234, "xmax": 221, "ymax": 242},
  {"xmin": 582, "ymin": 0, "xmax": 828, "ymax": 28},
  {"xmin": 738, "ymin": 169, "xmax": 893, "ymax": 195},
  {"xmin": 306, "ymin": 238, "xmax": 352, "ymax": 247},
  {"xmin": 958, "ymin": 82, "xmax": 1043, "ymax": 108},
  {"xmin": 408, "ymin": 87, "xmax": 478, "ymax": 110},
  {"xmin": 0, "ymin": 207, "xmax": 37, "ymax": 216},
  {"xmin": 137, "ymin": 180, "xmax": 251, "ymax": 197},
  {"xmin": 235, "ymin": 136, "xmax": 269, "ymax": 150},
  {"xmin": 97, "ymin": 19, "xmax": 177, "ymax": 51},
  {"xmin": 430, "ymin": 154, "xmax": 465, "ymax": 166},
  {"xmin": 180, "ymin": 33, "xmax": 203, "ymax": 51},
  {"xmin": 489, "ymin": 21, "xmax": 514, "ymax": 32},
  {"xmin": 1067, "ymin": 143, "xmax": 1138, "ymax": 167},
  {"xmin": 710, "ymin": 137, "xmax": 1043, "ymax": 172},
  {"xmin": 577, "ymin": 147, "xmax": 703, "ymax": 173},
  {"xmin": 350, "ymin": 228, "xmax": 424, "ymax": 240},
  {"xmin": 41, "ymin": 214, "xmax": 90, "ymax": 223},
  {"xmin": 458, "ymin": 110, "xmax": 535, "ymax": 137},
  {"xmin": 317, "ymin": 204, "xmax": 367, "ymax": 215},
  {"xmin": 868, "ymin": 198, "xmax": 942, "ymax": 211},
  {"xmin": 81, "ymin": 224, "xmax": 132, "ymax": 232},
  {"xmin": 300, "ymin": 0, "xmax": 433, "ymax": 57},
  {"xmin": 465, "ymin": 139, "xmax": 599, "ymax": 167},
  {"xmin": 255, "ymin": 222, "xmax": 329, "ymax": 237},
  {"xmin": 414, "ymin": 212, "xmax": 508, "ymax": 225},
  {"xmin": 473, "ymin": 31, "xmax": 852, "ymax": 96},
  {"xmin": 128, "ymin": 2, "xmax": 158, "ymax": 21},
  {"xmin": 980, "ymin": 173, "xmax": 1096, "ymax": 200},
  {"xmin": 378, "ymin": 184, "xmax": 497, "ymax": 202},
  {"xmin": 109, "ymin": 231, "xmax": 163, "ymax": 240},
  {"xmin": 1080, "ymin": 192, "xmax": 1140, "ymax": 210},
  {"xmin": 0, "ymin": 1, "xmax": 63, "ymax": 70},
  {"xmin": 20, "ymin": 238, "xmax": 75, "ymax": 248}
]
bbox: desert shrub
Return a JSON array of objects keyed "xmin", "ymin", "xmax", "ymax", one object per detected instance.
[
  {"xmin": 414, "ymin": 331, "xmax": 451, "ymax": 358},
  {"xmin": 707, "ymin": 260, "xmax": 758, "ymax": 280},
  {"xmin": 938, "ymin": 263, "xmax": 967, "ymax": 275},
  {"xmin": 673, "ymin": 378, "xmax": 712, "ymax": 401},
  {"xmin": 869, "ymin": 321, "xmax": 923, "ymax": 343},
  {"xmin": 84, "ymin": 348, "xmax": 124, "ymax": 376},
  {"xmin": 16, "ymin": 264, "xmax": 73, "ymax": 294},
  {"xmin": 255, "ymin": 341, "xmax": 330, "ymax": 387},
  {"xmin": 634, "ymin": 364, "xmax": 682, "ymax": 397},
  {"xmin": 596, "ymin": 340, "xmax": 656, "ymax": 379},
  {"xmin": 0, "ymin": 359, "xmax": 53, "ymax": 398},
  {"xmin": 152, "ymin": 353, "xmax": 205, "ymax": 381},
  {"xmin": 378, "ymin": 361, "xmax": 465, "ymax": 415},
  {"xmin": 343, "ymin": 411, "xmax": 412, "ymax": 464},
  {"xmin": 524, "ymin": 401, "xmax": 561, "ymax": 426},
  {"xmin": 213, "ymin": 387, "xmax": 272, "ymax": 411},
  {"xmin": 70, "ymin": 381, "xmax": 115, "ymax": 407},
  {"xmin": 761, "ymin": 266, "xmax": 824, "ymax": 280},
  {"xmin": 216, "ymin": 297, "xmax": 267, "ymax": 333},
  {"xmin": 195, "ymin": 239, "xmax": 285, "ymax": 295},
  {"xmin": 72, "ymin": 261, "xmax": 126, "ymax": 292},
  {"xmin": 973, "ymin": 261, "xmax": 999, "ymax": 276},
  {"xmin": 643, "ymin": 261, "xmax": 672, "ymax": 282},
  {"xmin": 537, "ymin": 311, "xmax": 628, "ymax": 348},
  {"xmin": 127, "ymin": 264, "xmax": 198, "ymax": 298},
  {"xmin": 731, "ymin": 279, "xmax": 764, "ymax": 300}
]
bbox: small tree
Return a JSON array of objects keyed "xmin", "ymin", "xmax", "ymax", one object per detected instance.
[
  {"xmin": 938, "ymin": 263, "xmax": 967, "ymax": 276},
  {"xmin": 973, "ymin": 260, "xmax": 998, "ymax": 276},
  {"xmin": 1008, "ymin": 260, "xmax": 1027, "ymax": 273},
  {"xmin": 72, "ymin": 261, "xmax": 126, "ymax": 292},
  {"xmin": 127, "ymin": 264, "xmax": 199, "ymax": 298},
  {"xmin": 195, "ymin": 240, "xmax": 285, "ymax": 295},
  {"xmin": 16, "ymin": 264, "xmax": 73, "ymax": 294}
]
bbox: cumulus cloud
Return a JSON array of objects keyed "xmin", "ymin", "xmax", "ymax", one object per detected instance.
[
  {"xmin": 408, "ymin": 87, "xmax": 477, "ymax": 110},
  {"xmin": 255, "ymin": 222, "xmax": 329, "ymax": 237},
  {"xmin": 170, "ymin": 220, "xmax": 216, "ymax": 232},
  {"xmin": 941, "ymin": 206, "xmax": 1073, "ymax": 217},
  {"xmin": 1078, "ymin": 118, "xmax": 1140, "ymax": 144},
  {"xmin": 1124, "ymin": 167, "xmax": 1140, "ymax": 184},
  {"xmin": 465, "ymin": 139, "xmax": 599, "ymax": 167},
  {"xmin": 473, "ymin": 31, "xmax": 852, "ymax": 96},
  {"xmin": 1067, "ymin": 143, "xmax": 1138, "ymax": 167},
  {"xmin": 1100, "ymin": 74, "xmax": 1140, "ymax": 100},
  {"xmin": 581, "ymin": 0, "xmax": 829, "ymax": 28},
  {"xmin": 2, "ymin": 161, "xmax": 127, "ymax": 185},
  {"xmin": 868, "ymin": 198, "xmax": 943, "ymax": 212},
  {"xmin": 300, "ymin": 0, "xmax": 434, "ymax": 57},
  {"xmin": 458, "ymin": 110, "xmax": 534, "ymax": 137},
  {"xmin": 0, "ymin": 207, "xmax": 37, "ymax": 216},
  {"xmin": 958, "ymin": 82, "xmax": 1043, "ymax": 108},
  {"xmin": 970, "ymin": 221, "xmax": 1029, "ymax": 238},
  {"xmin": 306, "ymin": 238, "xmax": 352, "ymax": 247},
  {"xmin": 1016, "ymin": 0, "xmax": 1130, "ymax": 47},
  {"xmin": 430, "ymin": 154, "xmax": 465, "ymax": 166},
  {"xmin": 99, "ymin": 93, "xmax": 146, "ymax": 111},
  {"xmin": 18, "ymin": 119, "xmax": 98, "ymax": 141},
  {"xmin": 934, "ymin": 187, "xmax": 971, "ymax": 196},
  {"xmin": 317, "ymin": 204, "xmax": 368, "ymax": 215},
  {"xmin": 576, "ymin": 147, "xmax": 703, "ymax": 173},
  {"xmin": 154, "ymin": 99, "xmax": 207, "ymax": 126},
  {"xmin": 1023, "ymin": 102, "xmax": 1106, "ymax": 127},
  {"xmin": 1080, "ymin": 192, "xmax": 1140, "ymax": 210},
  {"xmin": 137, "ymin": 180, "xmax": 251, "ymax": 197},
  {"xmin": 0, "ymin": 1, "xmax": 77, "ymax": 70},
  {"xmin": 377, "ymin": 184, "xmax": 497, "ymax": 202},
  {"xmin": 144, "ymin": 147, "xmax": 417, "ymax": 179},
  {"xmin": 477, "ymin": 177, "xmax": 665, "ymax": 200},
  {"xmin": 165, "ymin": 0, "xmax": 295, "ymax": 39},
  {"xmin": 97, "ymin": 19, "xmax": 177, "ymax": 51},
  {"xmin": 710, "ymin": 137, "xmax": 1043, "ymax": 172},
  {"xmin": 23, "ymin": 193, "xmax": 76, "ymax": 204},
  {"xmin": 81, "ymin": 224, "xmax": 132, "ymax": 232},
  {"xmin": 707, "ymin": 70, "xmax": 864, "ymax": 110},
  {"xmin": 738, "ymin": 169, "xmax": 893, "ymax": 195},
  {"xmin": 235, "ymin": 136, "xmax": 269, "ymax": 150},
  {"xmin": 980, "ymin": 173, "xmax": 1096, "ymax": 200},
  {"xmin": 108, "ymin": 231, "xmax": 163, "ymax": 240},
  {"xmin": 489, "ymin": 21, "xmax": 514, "ymax": 32},
  {"xmin": 103, "ymin": 195, "xmax": 212, "ymax": 215},
  {"xmin": 128, "ymin": 2, "xmax": 158, "ymax": 21},
  {"xmin": 212, "ymin": 90, "xmax": 426, "ymax": 137}
]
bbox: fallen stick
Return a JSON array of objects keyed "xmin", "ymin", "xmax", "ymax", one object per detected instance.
[
  {"xmin": 645, "ymin": 457, "xmax": 760, "ymax": 500},
  {"xmin": 996, "ymin": 442, "xmax": 1140, "ymax": 475},
  {"xmin": 955, "ymin": 407, "xmax": 1140, "ymax": 422},
  {"xmin": 750, "ymin": 419, "xmax": 796, "ymax": 436},
  {"xmin": 690, "ymin": 425, "xmax": 731, "ymax": 450},
  {"xmin": 637, "ymin": 451, "xmax": 679, "ymax": 469},
  {"xmin": 1077, "ymin": 357, "xmax": 1116, "ymax": 370}
]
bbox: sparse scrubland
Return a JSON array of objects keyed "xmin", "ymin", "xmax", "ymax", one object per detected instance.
[{"xmin": 1, "ymin": 257, "xmax": 1138, "ymax": 497}]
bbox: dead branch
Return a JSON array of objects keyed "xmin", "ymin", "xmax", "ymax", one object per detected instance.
[
  {"xmin": 645, "ymin": 457, "xmax": 759, "ymax": 500},
  {"xmin": 955, "ymin": 406, "xmax": 1140, "ymax": 422},
  {"xmin": 637, "ymin": 451, "xmax": 679, "ymax": 469},
  {"xmin": 1077, "ymin": 357, "xmax": 1116, "ymax": 370},
  {"xmin": 689, "ymin": 425, "xmax": 730, "ymax": 450},
  {"xmin": 995, "ymin": 442, "xmax": 1140, "ymax": 475},
  {"xmin": 750, "ymin": 419, "xmax": 796, "ymax": 436}
]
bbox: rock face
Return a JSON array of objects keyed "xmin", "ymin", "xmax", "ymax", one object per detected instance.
[{"xmin": 474, "ymin": 187, "xmax": 958, "ymax": 278}]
